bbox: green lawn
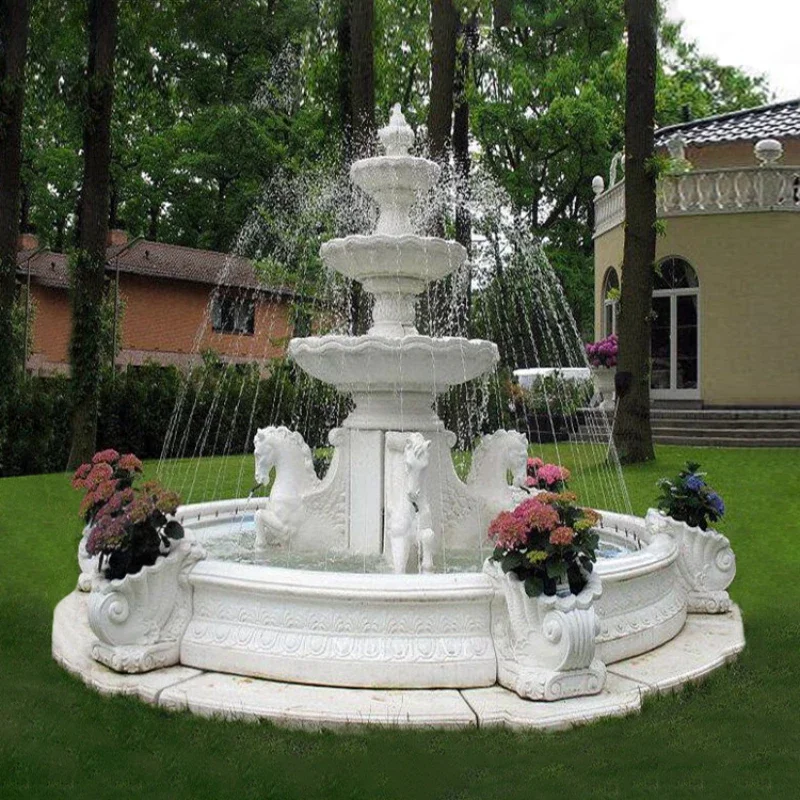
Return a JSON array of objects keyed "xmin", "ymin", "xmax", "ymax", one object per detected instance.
[{"xmin": 1, "ymin": 446, "xmax": 799, "ymax": 799}]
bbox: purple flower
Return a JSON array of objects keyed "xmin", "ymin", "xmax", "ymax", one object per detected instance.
[
  {"xmin": 685, "ymin": 474, "xmax": 705, "ymax": 492},
  {"xmin": 708, "ymin": 492, "xmax": 725, "ymax": 516}
]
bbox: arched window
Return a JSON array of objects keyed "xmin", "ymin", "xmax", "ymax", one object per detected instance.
[
  {"xmin": 651, "ymin": 257, "xmax": 700, "ymax": 398},
  {"xmin": 602, "ymin": 267, "xmax": 620, "ymax": 337},
  {"xmin": 653, "ymin": 257, "xmax": 699, "ymax": 290}
]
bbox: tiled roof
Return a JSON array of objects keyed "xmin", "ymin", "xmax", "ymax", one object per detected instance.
[
  {"xmin": 17, "ymin": 239, "xmax": 293, "ymax": 297},
  {"xmin": 655, "ymin": 98, "xmax": 800, "ymax": 146},
  {"xmin": 18, "ymin": 250, "xmax": 70, "ymax": 289}
]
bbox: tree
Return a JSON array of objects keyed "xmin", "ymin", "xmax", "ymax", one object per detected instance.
[
  {"xmin": 350, "ymin": 0, "xmax": 376, "ymax": 158},
  {"xmin": 613, "ymin": 0, "xmax": 657, "ymax": 463},
  {"xmin": 67, "ymin": 0, "xmax": 118, "ymax": 469},
  {"xmin": 428, "ymin": 0, "xmax": 458, "ymax": 164},
  {"xmin": 0, "ymin": 0, "xmax": 32, "ymax": 438}
]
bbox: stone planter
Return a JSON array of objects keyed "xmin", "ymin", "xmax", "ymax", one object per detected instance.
[
  {"xmin": 590, "ymin": 365, "xmax": 616, "ymax": 410},
  {"xmin": 644, "ymin": 509, "xmax": 736, "ymax": 613},
  {"xmin": 77, "ymin": 525, "xmax": 99, "ymax": 592},
  {"xmin": 88, "ymin": 539, "xmax": 205, "ymax": 673},
  {"xmin": 484, "ymin": 561, "xmax": 606, "ymax": 701}
]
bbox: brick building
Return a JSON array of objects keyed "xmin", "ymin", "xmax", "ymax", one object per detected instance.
[{"xmin": 15, "ymin": 231, "xmax": 298, "ymax": 374}]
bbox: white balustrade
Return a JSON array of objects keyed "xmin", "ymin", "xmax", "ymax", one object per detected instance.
[{"xmin": 594, "ymin": 165, "xmax": 800, "ymax": 237}]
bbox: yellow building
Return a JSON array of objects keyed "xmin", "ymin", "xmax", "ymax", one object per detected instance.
[{"xmin": 593, "ymin": 99, "xmax": 800, "ymax": 411}]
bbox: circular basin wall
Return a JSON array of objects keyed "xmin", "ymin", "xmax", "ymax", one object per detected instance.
[{"xmin": 175, "ymin": 501, "xmax": 686, "ymax": 689}]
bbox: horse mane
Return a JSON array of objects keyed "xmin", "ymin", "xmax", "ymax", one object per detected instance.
[
  {"xmin": 254, "ymin": 426, "xmax": 316, "ymax": 477},
  {"xmin": 467, "ymin": 429, "xmax": 522, "ymax": 485}
]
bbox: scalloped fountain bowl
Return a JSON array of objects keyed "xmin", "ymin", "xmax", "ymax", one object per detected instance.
[
  {"xmin": 320, "ymin": 235, "xmax": 466, "ymax": 292},
  {"xmin": 288, "ymin": 334, "xmax": 499, "ymax": 391}
]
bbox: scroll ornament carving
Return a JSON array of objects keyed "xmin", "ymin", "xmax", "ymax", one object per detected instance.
[
  {"xmin": 88, "ymin": 539, "xmax": 205, "ymax": 673},
  {"xmin": 77, "ymin": 525, "xmax": 99, "ymax": 592},
  {"xmin": 645, "ymin": 509, "xmax": 735, "ymax": 613},
  {"xmin": 484, "ymin": 561, "xmax": 606, "ymax": 701}
]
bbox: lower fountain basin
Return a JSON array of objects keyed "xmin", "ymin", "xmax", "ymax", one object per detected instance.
[
  {"xmin": 288, "ymin": 334, "xmax": 499, "ymax": 392},
  {"xmin": 175, "ymin": 501, "xmax": 686, "ymax": 688}
]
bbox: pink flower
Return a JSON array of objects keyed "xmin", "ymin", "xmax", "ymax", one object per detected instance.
[
  {"xmin": 527, "ymin": 457, "xmax": 544, "ymax": 470},
  {"xmin": 488, "ymin": 511, "xmax": 528, "ymax": 550},
  {"xmin": 511, "ymin": 498, "xmax": 560, "ymax": 532},
  {"xmin": 549, "ymin": 526, "xmax": 575, "ymax": 546},
  {"xmin": 85, "ymin": 462, "xmax": 114, "ymax": 490},
  {"xmin": 117, "ymin": 453, "xmax": 143, "ymax": 473},
  {"xmin": 92, "ymin": 449, "xmax": 120, "ymax": 465},
  {"xmin": 537, "ymin": 464, "xmax": 571, "ymax": 487}
]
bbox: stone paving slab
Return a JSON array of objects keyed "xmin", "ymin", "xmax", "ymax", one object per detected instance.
[
  {"xmin": 52, "ymin": 590, "xmax": 745, "ymax": 731},
  {"xmin": 52, "ymin": 591, "xmax": 203, "ymax": 704},
  {"xmin": 159, "ymin": 672, "xmax": 478, "ymax": 730},
  {"xmin": 607, "ymin": 606, "xmax": 745, "ymax": 695},
  {"xmin": 461, "ymin": 674, "xmax": 644, "ymax": 731}
]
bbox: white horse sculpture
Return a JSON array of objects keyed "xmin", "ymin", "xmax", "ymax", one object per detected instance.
[
  {"xmin": 253, "ymin": 426, "xmax": 337, "ymax": 550},
  {"xmin": 384, "ymin": 432, "xmax": 437, "ymax": 574},
  {"xmin": 467, "ymin": 429, "xmax": 529, "ymax": 517}
]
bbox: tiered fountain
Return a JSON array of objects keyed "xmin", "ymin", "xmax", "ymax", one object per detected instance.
[{"xmin": 54, "ymin": 105, "xmax": 743, "ymax": 728}]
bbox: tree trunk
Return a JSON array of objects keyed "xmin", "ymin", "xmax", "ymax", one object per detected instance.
[
  {"xmin": 337, "ymin": 0, "xmax": 353, "ymax": 162},
  {"xmin": 492, "ymin": 0, "xmax": 512, "ymax": 29},
  {"xmin": 67, "ymin": 0, "xmax": 118, "ymax": 469},
  {"xmin": 453, "ymin": 16, "xmax": 477, "ymax": 332},
  {"xmin": 349, "ymin": 0, "xmax": 375, "ymax": 159},
  {"xmin": 0, "ymin": 0, "xmax": 31, "ymax": 414},
  {"xmin": 428, "ymin": 0, "xmax": 458, "ymax": 165},
  {"xmin": 613, "ymin": 0, "xmax": 657, "ymax": 463}
]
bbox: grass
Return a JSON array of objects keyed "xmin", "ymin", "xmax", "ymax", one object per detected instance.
[{"xmin": 1, "ymin": 445, "xmax": 799, "ymax": 799}]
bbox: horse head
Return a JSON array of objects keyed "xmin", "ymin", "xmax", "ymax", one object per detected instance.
[{"xmin": 253, "ymin": 426, "xmax": 316, "ymax": 489}]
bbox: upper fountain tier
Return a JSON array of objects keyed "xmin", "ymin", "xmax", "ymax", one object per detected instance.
[
  {"xmin": 320, "ymin": 104, "xmax": 466, "ymax": 337},
  {"xmin": 289, "ymin": 103, "xmax": 499, "ymax": 417}
]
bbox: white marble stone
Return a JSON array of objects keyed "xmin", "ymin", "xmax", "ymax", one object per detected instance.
[
  {"xmin": 53, "ymin": 590, "xmax": 745, "ymax": 731},
  {"xmin": 462, "ymin": 673, "xmax": 644, "ymax": 731},
  {"xmin": 53, "ymin": 592, "xmax": 202, "ymax": 703},
  {"xmin": 607, "ymin": 606, "xmax": 745, "ymax": 695},
  {"xmin": 159, "ymin": 673, "xmax": 477, "ymax": 730}
]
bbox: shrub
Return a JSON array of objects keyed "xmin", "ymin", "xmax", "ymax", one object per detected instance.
[
  {"xmin": 585, "ymin": 334, "xmax": 618, "ymax": 368},
  {"xmin": 656, "ymin": 461, "xmax": 725, "ymax": 531},
  {"xmin": 73, "ymin": 450, "xmax": 184, "ymax": 580},
  {"xmin": 488, "ymin": 490, "xmax": 601, "ymax": 597}
]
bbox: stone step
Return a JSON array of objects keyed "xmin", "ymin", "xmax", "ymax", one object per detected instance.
[
  {"xmin": 580, "ymin": 408, "xmax": 800, "ymax": 422},
  {"xmin": 650, "ymin": 409, "xmax": 800, "ymax": 421},
  {"xmin": 651, "ymin": 425, "xmax": 800, "ymax": 439},
  {"xmin": 650, "ymin": 418, "xmax": 800, "ymax": 431},
  {"xmin": 571, "ymin": 427, "xmax": 800, "ymax": 448},
  {"xmin": 652, "ymin": 435, "xmax": 800, "ymax": 448}
]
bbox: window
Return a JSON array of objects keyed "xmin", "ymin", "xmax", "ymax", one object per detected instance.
[
  {"xmin": 651, "ymin": 257, "xmax": 700, "ymax": 398},
  {"xmin": 211, "ymin": 293, "xmax": 255, "ymax": 335},
  {"xmin": 602, "ymin": 267, "xmax": 620, "ymax": 337}
]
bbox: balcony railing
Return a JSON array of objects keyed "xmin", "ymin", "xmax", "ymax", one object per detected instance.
[{"xmin": 593, "ymin": 165, "xmax": 800, "ymax": 238}]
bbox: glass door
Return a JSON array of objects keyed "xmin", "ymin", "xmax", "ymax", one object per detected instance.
[{"xmin": 651, "ymin": 291, "xmax": 700, "ymax": 399}]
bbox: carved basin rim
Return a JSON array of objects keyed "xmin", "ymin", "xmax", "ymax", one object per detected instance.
[{"xmin": 177, "ymin": 501, "xmax": 678, "ymax": 588}]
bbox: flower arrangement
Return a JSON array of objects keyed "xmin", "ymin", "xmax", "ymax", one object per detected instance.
[
  {"xmin": 72, "ymin": 451, "xmax": 184, "ymax": 580},
  {"xmin": 656, "ymin": 461, "xmax": 725, "ymax": 531},
  {"xmin": 585, "ymin": 334, "xmax": 618, "ymax": 368},
  {"xmin": 526, "ymin": 457, "xmax": 571, "ymax": 492},
  {"xmin": 488, "ymin": 490, "xmax": 601, "ymax": 597}
]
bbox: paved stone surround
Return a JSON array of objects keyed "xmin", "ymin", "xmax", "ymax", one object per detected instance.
[{"xmin": 52, "ymin": 591, "xmax": 745, "ymax": 731}]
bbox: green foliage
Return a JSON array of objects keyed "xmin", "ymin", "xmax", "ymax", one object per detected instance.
[
  {"xmin": 0, "ymin": 358, "xmax": 341, "ymax": 478},
  {"xmin": 656, "ymin": 461, "xmax": 726, "ymax": 530}
]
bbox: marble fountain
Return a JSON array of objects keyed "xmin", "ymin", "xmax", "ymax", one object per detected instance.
[{"xmin": 53, "ymin": 106, "xmax": 743, "ymax": 730}]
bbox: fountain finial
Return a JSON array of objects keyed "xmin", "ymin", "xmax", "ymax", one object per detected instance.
[{"xmin": 379, "ymin": 103, "xmax": 414, "ymax": 157}]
